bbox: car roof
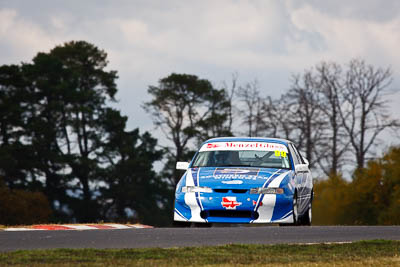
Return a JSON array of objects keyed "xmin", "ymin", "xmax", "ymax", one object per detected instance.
[{"xmin": 203, "ymin": 137, "xmax": 291, "ymax": 146}]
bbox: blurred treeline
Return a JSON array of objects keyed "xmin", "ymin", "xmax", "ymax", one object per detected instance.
[
  {"xmin": 0, "ymin": 40, "xmax": 399, "ymax": 225},
  {"xmin": 313, "ymin": 147, "xmax": 400, "ymax": 225}
]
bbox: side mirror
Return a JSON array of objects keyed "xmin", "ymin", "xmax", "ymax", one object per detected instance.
[
  {"xmin": 176, "ymin": 161, "xmax": 190, "ymax": 170},
  {"xmin": 295, "ymin": 164, "xmax": 308, "ymax": 173},
  {"xmin": 299, "ymin": 151, "xmax": 309, "ymax": 166}
]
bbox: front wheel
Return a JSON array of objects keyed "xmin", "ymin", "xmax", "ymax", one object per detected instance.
[
  {"xmin": 292, "ymin": 193, "xmax": 299, "ymax": 225},
  {"xmin": 300, "ymin": 200, "xmax": 312, "ymax": 226}
]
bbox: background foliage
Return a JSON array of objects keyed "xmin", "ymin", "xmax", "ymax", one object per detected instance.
[
  {"xmin": 313, "ymin": 147, "xmax": 400, "ymax": 225},
  {"xmin": 0, "ymin": 179, "xmax": 52, "ymax": 225}
]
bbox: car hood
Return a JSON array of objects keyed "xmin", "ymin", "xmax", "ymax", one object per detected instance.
[{"xmin": 188, "ymin": 167, "xmax": 291, "ymax": 189}]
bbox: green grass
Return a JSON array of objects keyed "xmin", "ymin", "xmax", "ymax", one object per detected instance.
[{"xmin": 0, "ymin": 240, "xmax": 399, "ymax": 266}]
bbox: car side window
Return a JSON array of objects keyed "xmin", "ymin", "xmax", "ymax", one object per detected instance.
[
  {"xmin": 290, "ymin": 144, "xmax": 305, "ymax": 164},
  {"xmin": 288, "ymin": 144, "xmax": 300, "ymax": 166}
]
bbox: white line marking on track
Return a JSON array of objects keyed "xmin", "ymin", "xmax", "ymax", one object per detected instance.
[
  {"xmin": 103, "ymin": 224, "xmax": 132, "ymax": 229},
  {"xmin": 61, "ymin": 225, "xmax": 97, "ymax": 230}
]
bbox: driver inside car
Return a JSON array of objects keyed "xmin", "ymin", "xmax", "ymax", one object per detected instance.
[{"xmin": 215, "ymin": 151, "xmax": 241, "ymax": 166}]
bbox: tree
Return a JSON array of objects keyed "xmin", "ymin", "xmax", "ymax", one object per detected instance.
[
  {"xmin": 222, "ymin": 72, "xmax": 239, "ymax": 134},
  {"xmin": 285, "ymin": 59, "xmax": 398, "ymax": 174},
  {"xmin": 25, "ymin": 41, "xmax": 119, "ymax": 222},
  {"xmin": 253, "ymin": 95, "xmax": 293, "ymax": 142},
  {"xmin": 316, "ymin": 62, "xmax": 349, "ymax": 176},
  {"xmin": 313, "ymin": 146, "xmax": 400, "ymax": 225},
  {"xmin": 0, "ymin": 65, "xmax": 35, "ymax": 189},
  {"xmin": 0, "ymin": 177, "xmax": 52, "ymax": 225},
  {"xmin": 22, "ymin": 56, "xmax": 72, "ymax": 220},
  {"xmin": 377, "ymin": 147, "xmax": 400, "ymax": 224},
  {"xmin": 343, "ymin": 146, "xmax": 400, "ymax": 225},
  {"xmin": 98, "ymin": 110, "xmax": 170, "ymax": 226},
  {"xmin": 196, "ymin": 87, "xmax": 232, "ymax": 142},
  {"xmin": 236, "ymin": 80, "xmax": 265, "ymax": 137},
  {"xmin": 144, "ymin": 73, "xmax": 230, "ymax": 185},
  {"xmin": 285, "ymin": 72, "xmax": 326, "ymax": 168},
  {"xmin": 312, "ymin": 174, "xmax": 350, "ymax": 225},
  {"xmin": 293, "ymin": 62, "xmax": 351, "ymax": 176},
  {"xmin": 340, "ymin": 59, "xmax": 398, "ymax": 170}
]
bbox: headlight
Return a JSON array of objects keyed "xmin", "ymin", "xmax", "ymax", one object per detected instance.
[
  {"xmin": 181, "ymin": 186, "xmax": 213, "ymax": 193},
  {"xmin": 250, "ymin": 187, "xmax": 284, "ymax": 194}
]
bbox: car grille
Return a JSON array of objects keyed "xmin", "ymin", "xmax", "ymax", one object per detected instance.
[
  {"xmin": 201, "ymin": 210, "xmax": 259, "ymax": 220},
  {"xmin": 213, "ymin": 189, "xmax": 248, "ymax": 193}
]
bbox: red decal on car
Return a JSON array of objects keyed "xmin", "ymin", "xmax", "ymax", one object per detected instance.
[
  {"xmin": 221, "ymin": 197, "xmax": 242, "ymax": 209},
  {"xmin": 253, "ymin": 200, "xmax": 263, "ymax": 206},
  {"xmin": 207, "ymin": 143, "xmax": 220, "ymax": 149}
]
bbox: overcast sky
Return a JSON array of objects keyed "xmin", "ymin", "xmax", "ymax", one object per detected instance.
[{"xmin": 1, "ymin": 0, "xmax": 399, "ymax": 147}]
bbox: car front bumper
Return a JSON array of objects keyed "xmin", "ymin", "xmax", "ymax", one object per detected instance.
[{"xmin": 174, "ymin": 192, "xmax": 294, "ymax": 224}]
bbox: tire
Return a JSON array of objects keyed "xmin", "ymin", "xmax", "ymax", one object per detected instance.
[
  {"xmin": 298, "ymin": 202, "xmax": 312, "ymax": 226},
  {"xmin": 300, "ymin": 193, "xmax": 313, "ymax": 226},
  {"xmin": 292, "ymin": 193, "xmax": 299, "ymax": 225}
]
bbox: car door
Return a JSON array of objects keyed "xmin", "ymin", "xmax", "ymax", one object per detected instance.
[
  {"xmin": 290, "ymin": 143, "xmax": 312, "ymax": 215},
  {"xmin": 288, "ymin": 143, "xmax": 303, "ymax": 200}
]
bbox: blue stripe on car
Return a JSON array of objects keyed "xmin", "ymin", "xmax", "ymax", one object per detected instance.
[
  {"xmin": 271, "ymin": 174, "xmax": 293, "ymax": 221},
  {"xmin": 191, "ymin": 168, "xmax": 205, "ymax": 213},
  {"xmin": 175, "ymin": 208, "xmax": 188, "ymax": 220},
  {"xmin": 253, "ymin": 168, "xmax": 282, "ymax": 213},
  {"xmin": 174, "ymin": 201, "xmax": 191, "ymax": 220}
]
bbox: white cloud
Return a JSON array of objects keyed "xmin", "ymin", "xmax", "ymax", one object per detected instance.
[
  {"xmin": 288, "ymin": 4, "xmax": 400, "ymax": 69},
  {"xmin": 0, "ymin": 8, "xmax": 63, "ymax": 63},
  {"xmin": 0, "ymin": 9, "xmax": 16, "ymax": 34}
]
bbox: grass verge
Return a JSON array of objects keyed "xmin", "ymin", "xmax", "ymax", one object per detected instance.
[{"xmin": 0, "ymin": 240, "xmax": 399, "ymax": 266}]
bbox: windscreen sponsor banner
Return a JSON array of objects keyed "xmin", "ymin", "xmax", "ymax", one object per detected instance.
[
  {"xmin": 213, "ymin": 167, "xmax": 260, "ymax": 180},
  {"xmin": 200, "ymin": 142, "xmax": 288, "ymax": 152}
]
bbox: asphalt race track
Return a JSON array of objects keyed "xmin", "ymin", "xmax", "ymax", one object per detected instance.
[{"xmin": 1, "ymin": 226, "xmax": 400, "ymax": 252}]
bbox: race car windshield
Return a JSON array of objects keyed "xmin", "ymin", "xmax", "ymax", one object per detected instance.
[{"xmin": 192, "ymin": 150, "xmax": 291, "ymax": 169}]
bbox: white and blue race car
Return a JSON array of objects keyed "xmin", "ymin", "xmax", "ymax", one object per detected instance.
[{"xmin": 174, "ymin": 137, "xmax": 313, "ymax": 226}]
